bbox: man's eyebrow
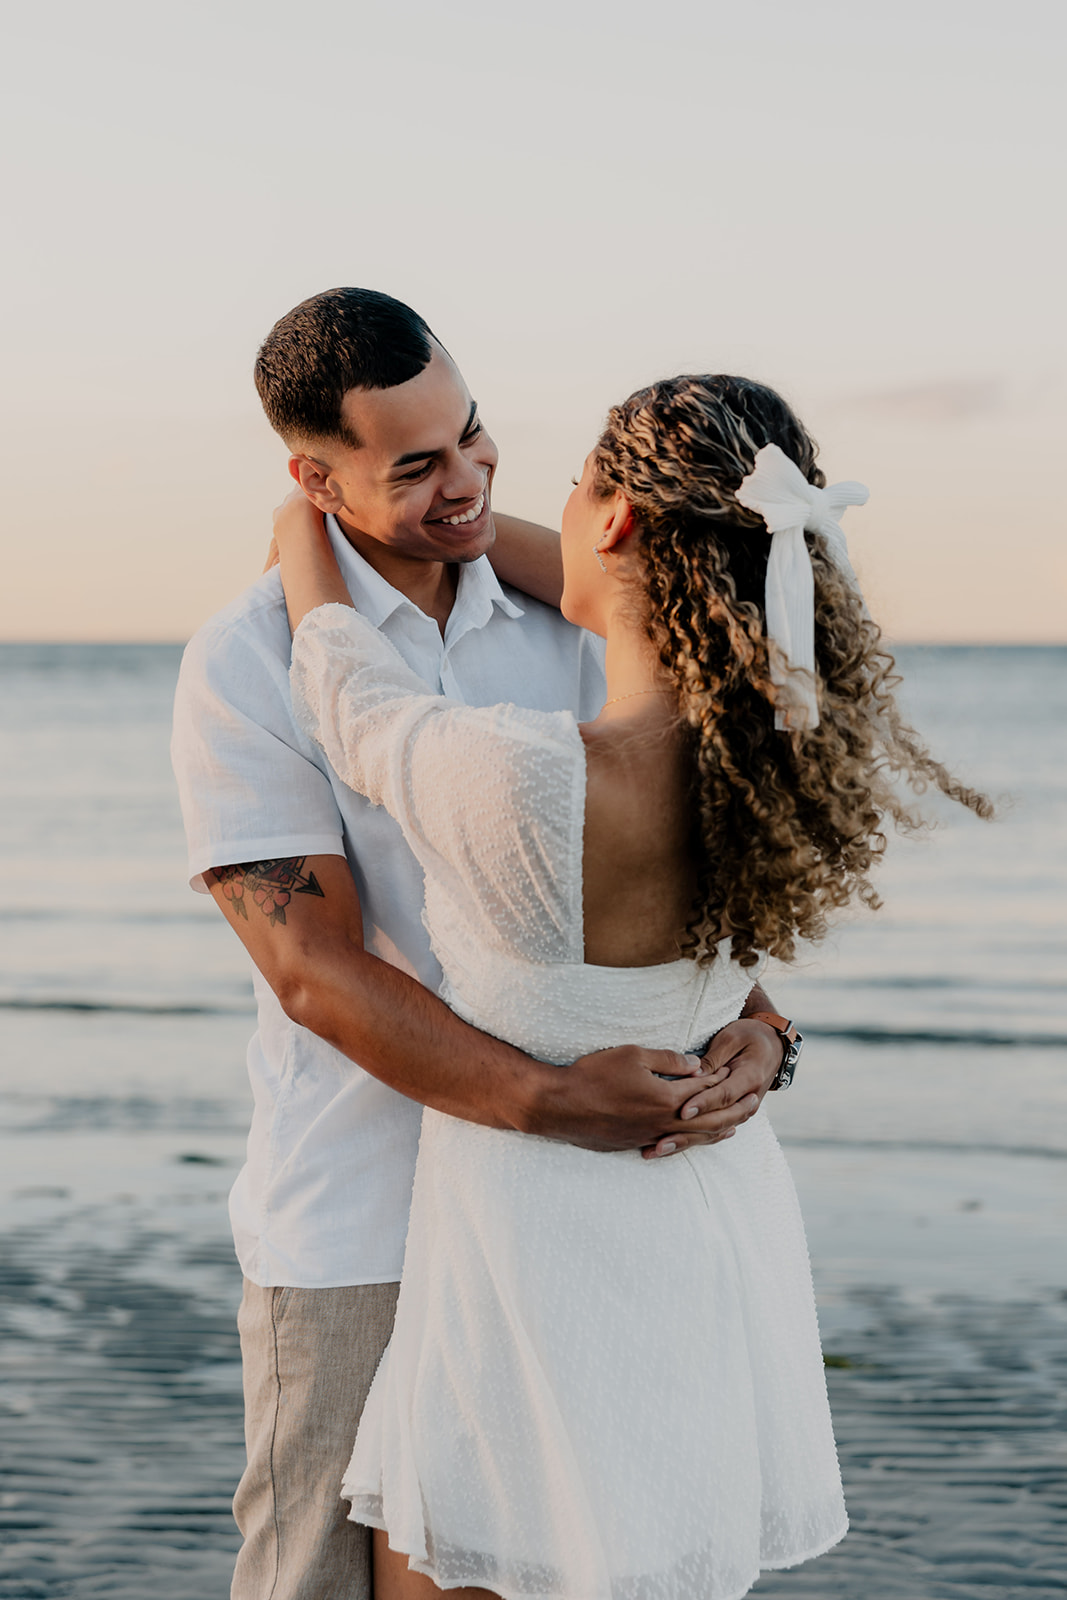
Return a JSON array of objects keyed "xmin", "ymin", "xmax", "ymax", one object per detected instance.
[{"xmin": 390, "ymin": 401, "xmax": 479, "ymax": 469}]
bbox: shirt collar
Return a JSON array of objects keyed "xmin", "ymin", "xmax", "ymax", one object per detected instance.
[{"xmin": 324, "ymin": 514, "xmax": 525, "ymax": 633}]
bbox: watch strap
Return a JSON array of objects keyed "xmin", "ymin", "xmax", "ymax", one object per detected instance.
[
  {"xmin": 748, "ymin": 1011, "xmax": 799, "ymax": 1046},
  {"xmin": 748, "ymin": 1012, "xmax": 802, "ymax": 1089}
]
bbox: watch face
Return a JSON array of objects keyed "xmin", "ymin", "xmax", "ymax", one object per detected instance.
[{"xmin": 776, "ymin": 1029, "xmax": 802, "ymax": 1088}]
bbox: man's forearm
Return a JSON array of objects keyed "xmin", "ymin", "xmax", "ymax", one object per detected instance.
[
  {"xmin": 206, "ymin": 856, "xmax": 781, "ymax": 1154},
  {"xmin": 281, "ymin": 938, "xmax": 543, "ymax": 1133},
  {"xmin": 206, "ymin": 856, "xmax": 706, "ymax": 1152},
  {"xmin": 281, "ymin": 942, "xmax": 731, "ymax": 1152},
  {"xmin": 288, "ymin": 946, "xmax": 784, "ymax": 1154}
]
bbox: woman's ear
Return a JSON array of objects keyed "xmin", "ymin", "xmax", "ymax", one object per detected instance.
[
  {"xmin": 289, "ymin": 454, "xmax": 345, "ymax": 514},
  {"xmin": 597, "ymin": 492, "xmax": 637, "ymax": 555}
]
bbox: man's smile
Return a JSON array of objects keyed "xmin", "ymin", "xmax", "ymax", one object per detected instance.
[{"xmin": 425, "ymin": 489, "xmax": 487, "ymax": 530}]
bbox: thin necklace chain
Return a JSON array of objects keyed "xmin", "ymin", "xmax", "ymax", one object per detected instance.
[{"xmin": 602, "ymin": 689, "xmax": 674, "ymax": 709}]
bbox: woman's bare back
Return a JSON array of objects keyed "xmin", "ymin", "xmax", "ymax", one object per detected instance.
[{"xmin": 579, "ymin": 719, "xmax": 698, "ymax": 968}]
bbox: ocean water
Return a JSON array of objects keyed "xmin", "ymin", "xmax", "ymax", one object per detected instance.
[
  {"xmin": 1, "ymin": 642, "xmax": 1063, "ymax": 1148},
  {"xmin": 0, "ymin": 642, "xmax": 1065, "ymax": 1597}
]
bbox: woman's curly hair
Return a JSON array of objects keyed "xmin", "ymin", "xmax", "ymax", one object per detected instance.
[{"xmin": 591, "ymin": 374, "xmax": 993, "ymax": 969}]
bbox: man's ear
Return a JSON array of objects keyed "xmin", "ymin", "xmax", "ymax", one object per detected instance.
[
  {"xmin": 289, "ymin": 454, "xmax": 344, "ymax": 514},
  {"xmin": 597, "ymin": 492, "xmax": 637, "ymax": 555}
]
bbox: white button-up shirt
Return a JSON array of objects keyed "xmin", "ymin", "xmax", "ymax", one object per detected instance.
[{"xmin": 172, "ymin": 516, "xmax": 606, "ymax": 1287}]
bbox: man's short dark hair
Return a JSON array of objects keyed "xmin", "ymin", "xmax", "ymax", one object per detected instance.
[{"xmin": 254, "ymin": 287, "xmax": 435, "ymax": 448}]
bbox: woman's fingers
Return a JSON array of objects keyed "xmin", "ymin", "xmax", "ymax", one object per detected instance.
[
  {"xmin": 641, "ymin": 1128, "xmax": 737, "ymax": 1159},
  {"xmin": 266, "ymin": 489, "xmax": 316, "ymax": 572},
  {"xmin": 272, "ymin": 486, "xmax": 310, "ymax": 524},
  {"xmin": 272, "ymin": 488, "xmax": 327, "ymax": 549}
]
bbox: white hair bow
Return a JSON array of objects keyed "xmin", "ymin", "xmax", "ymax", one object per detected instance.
[{"xmin": 735, "ymin": 443, "xmax": 869, "ymax": 731}]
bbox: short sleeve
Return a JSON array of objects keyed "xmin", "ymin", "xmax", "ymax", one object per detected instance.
[
  {"xmin": 172, "ymin": 603, "xmax": 346, "ymax": 892},
  {"xmin": 290, "ymin": 604, "xmax": 586, "ymax": 959}
]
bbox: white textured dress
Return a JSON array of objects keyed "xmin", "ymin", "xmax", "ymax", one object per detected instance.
[{"xmin": 290, "ymin": 604, "xmax": 847, "ymax": 1600}]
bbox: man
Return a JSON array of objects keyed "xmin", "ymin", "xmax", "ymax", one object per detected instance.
[{"xmin": 172, "ymin": 288, "xmax": 787, "ymax": 1600}]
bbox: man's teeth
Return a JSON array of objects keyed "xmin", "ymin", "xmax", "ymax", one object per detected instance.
[{"xmin": 441, "ymin": 493, "xmax": 484, "ymax": 526}]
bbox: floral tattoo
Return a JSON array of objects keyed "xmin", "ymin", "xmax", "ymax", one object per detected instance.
[{"xmin": 210, "ymin": 857, "xmax": 325, "ymax": 927}]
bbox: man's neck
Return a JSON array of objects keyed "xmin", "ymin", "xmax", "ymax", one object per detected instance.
[{"xmin": 333, "ymin": 515, "xmax": 458, "ymax": 638}]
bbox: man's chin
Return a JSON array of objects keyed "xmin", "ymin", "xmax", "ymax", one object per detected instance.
[
  {"xmin": 459, "ymin": 516, "xmax": 495, "ymax": 564},
  {"xmin": 431, "ymin": 517, "xmax": 495, "ymax": 565}
]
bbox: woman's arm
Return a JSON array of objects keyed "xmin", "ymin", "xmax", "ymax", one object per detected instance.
[
  {"xmin": 488, "ymin": 513, "xmax": 564, "ymax": 609},
  {"xmin": 272, "ymin": 491, "xmax": 353, "ymax": 634},
  {"xmin": 268, "ymin": 498, "xmax": 564, "ymax": 616}
]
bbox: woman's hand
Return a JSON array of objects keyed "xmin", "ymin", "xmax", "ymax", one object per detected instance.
[
  {"xmin": 273, "ymin": 486, "xmax": 327, "ymax": 546},
  {"xmin": 264, "ymin": 489, "xmax": 323, "ymax": 573},
  {"xmin": 270, "ymin": 488, "xmax": 353, "ymax": 634}
]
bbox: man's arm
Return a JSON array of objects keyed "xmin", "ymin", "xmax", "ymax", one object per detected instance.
[{"xmin": 206, "ymin": 853, "xmax": 776, "ymax": 1155}]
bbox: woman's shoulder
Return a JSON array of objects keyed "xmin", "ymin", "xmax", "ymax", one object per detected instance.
[{"xmin": 421, "ymin": 696, "xmax": 588, "ymax": 780}]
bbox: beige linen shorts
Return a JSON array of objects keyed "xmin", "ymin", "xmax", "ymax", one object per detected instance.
[{"xmin": 232, "ymin": 1278, "xmax": 400, "ymax": 1600}]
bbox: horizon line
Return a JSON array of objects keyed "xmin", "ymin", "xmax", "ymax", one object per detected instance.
[{"xmin": 1, "ymin": 636, "xmax": 1064, "ymax": 650}]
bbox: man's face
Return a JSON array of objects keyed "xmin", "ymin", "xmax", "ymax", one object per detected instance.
[{"xmin": 298, "ymin": 344, "xmax": 499, "ymax": 565}]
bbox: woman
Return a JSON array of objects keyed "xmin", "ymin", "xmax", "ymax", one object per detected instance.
[{"xmin": 273, "ymin": 374, "xmax": 990, "ymax": 1600}]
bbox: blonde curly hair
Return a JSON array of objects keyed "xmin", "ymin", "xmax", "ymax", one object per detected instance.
[{"xmin": 592, "ymin": 374, "xmax": 993, "ymax": 969}]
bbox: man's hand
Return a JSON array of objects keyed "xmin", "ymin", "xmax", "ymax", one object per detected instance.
[
  {"xmin": 642, "ymin": 1015, "xmax": 783, "ymax": 1160},
  {"xmin": 521, "ymin": 1047, "xmax": 729, "ymax": 1152}
]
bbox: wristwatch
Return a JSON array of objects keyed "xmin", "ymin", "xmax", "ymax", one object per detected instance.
[{"xmin": 749, "ymin": 1012, "xmax": 803, "ymax": 1090}]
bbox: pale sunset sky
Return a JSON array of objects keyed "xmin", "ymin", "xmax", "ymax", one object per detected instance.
[{"xmin": 1, "ymin": 0, "xmax": 1064, "ymax": 642}]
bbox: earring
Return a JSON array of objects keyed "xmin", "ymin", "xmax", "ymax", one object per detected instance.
[{"xmin": 593, "ymin": 541, "xmax": 608, "ymax": 574}]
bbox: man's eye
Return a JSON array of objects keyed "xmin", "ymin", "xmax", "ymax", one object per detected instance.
[
  {"xmin": 401, "ymin": 462, "xmax": 433, "ymax": 481},
  {"xmin": 462, "ymin": 421, "xmax": 483, "ymax": 443}
]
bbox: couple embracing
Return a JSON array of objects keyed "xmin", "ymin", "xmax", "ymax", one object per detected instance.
[{"xmin": 173, "ymin": 287, "xmax": 986, "ymax": 1600}]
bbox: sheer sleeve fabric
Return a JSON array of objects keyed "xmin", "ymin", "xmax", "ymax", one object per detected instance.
[{"xmin": 290, "ymin": 604, "xmax": 586, "ymax": 962}]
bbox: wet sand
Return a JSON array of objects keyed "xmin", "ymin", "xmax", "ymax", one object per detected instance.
[
  {"xmin": 1, "ymin": 1032, "xmax": 1064, "ymax": 1598},
  {"xmin": 0, "ymin": 1227, "xmax": 242, "ymax": 1600},
  {"xmin": 1, "ymin": 1141, "xmax": 1065, "ymax": 1599}
]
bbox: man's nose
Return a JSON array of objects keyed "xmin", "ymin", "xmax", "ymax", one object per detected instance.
[{"xmin": 439, "ymin": 450, "xmax": 487, "ymax": 503}]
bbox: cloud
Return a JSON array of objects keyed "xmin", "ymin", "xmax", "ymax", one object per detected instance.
[{"xmin": 845, "ymin": 377, "xmax": 1006, "ymax": 423}]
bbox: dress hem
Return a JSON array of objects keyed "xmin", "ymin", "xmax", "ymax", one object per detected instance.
[{"xmin": 346, "ymin": 1506, "xmax": 849, "ymax": 1600}]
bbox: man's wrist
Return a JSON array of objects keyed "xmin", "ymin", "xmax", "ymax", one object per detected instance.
[
  {"xmin": 506, "ymin": 1058, "xmax": 560, "ymax": 1138},
  {"xmin": 747, "ymin": 1012, "xmax": 803, "ymax": 1090}
]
